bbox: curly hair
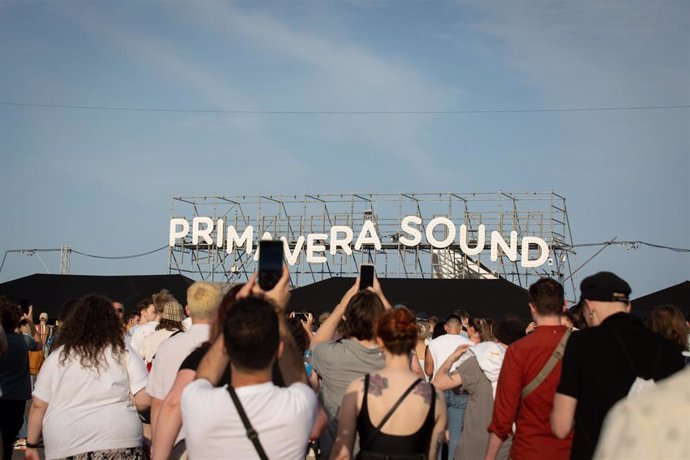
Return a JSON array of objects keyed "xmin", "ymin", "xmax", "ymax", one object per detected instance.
[{"xmin": 53, "ymin": 295, "xmax": 125, "ymax": 370}]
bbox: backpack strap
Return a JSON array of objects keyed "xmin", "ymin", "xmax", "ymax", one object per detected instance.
[
  {"xmin": 360, "ymin": 375, "xmax": 423, "ymax": 451},
  {"xmin": 522, "ymin": 328, "xmax": 571, "ymax": 399},
  {"xmin": 227, "ymin": 386, "xmax": 269, "ymax": 460}
]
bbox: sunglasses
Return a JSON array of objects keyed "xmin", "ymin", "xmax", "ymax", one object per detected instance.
[{"xmin": 114, "ymin": 308, "xmax": 123, "ymax": 313}]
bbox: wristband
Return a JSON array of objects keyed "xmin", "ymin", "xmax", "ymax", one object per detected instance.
[{"xmin": 26, "ymin": 442, "xmax": 40, "ymax": 449}]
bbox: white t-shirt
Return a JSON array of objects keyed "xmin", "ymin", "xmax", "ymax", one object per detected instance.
[
  {"xmin": 147, "ymin": 324, "xmax": 210, "ymax": 400},
  {"xmin": 427, "ymin": 333, "xmax": 474, "ymax": 377},
  {"xmin": 181, "ymin": 379, "xmax": 317, "ymax": 460},
  {"xmin": 143, "ymin": 329, "xmax": 178, "ymax": 363},
  {"xmin": 182, "ymin": 317, "xmax": 192, "ymax": 331},
  {"xmin": 130, "ymin": 321, "xmax": 158, "ymax": 360},
  {"xmin": 33, "ymin": 344, "xmax": 148, "ymax": 459}
]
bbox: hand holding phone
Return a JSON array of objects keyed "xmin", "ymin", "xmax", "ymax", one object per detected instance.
[
  {"xmin": 258, "ymin": 240, "xmax": 284, "ymax": 291},
  {"xmin": 359, "ymin": 264, "xmax": 375, "ymax": 290}
]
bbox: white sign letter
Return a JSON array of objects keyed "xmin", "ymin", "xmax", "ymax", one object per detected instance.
[
  {"xmin": 226, "ymin": 226, "xmax": 254, "ymax": 254},
  {"xmin": 192, "ymin": 217, "xmax": 214, "ymax": 245},
  {"xmin": 491, "ymin": 231, "xmax": 518, "ymax": 262},
  {"xmin": 354, "ymin": 221, "xmax": 382, "ymax": 251},
  {"xmin": 459, "ymin": 224, "xmax": 485, "ymax": 256},
  {"xmin": 330, "ymin": 226, "xmax": 353, "ymax": 256},
  {"xmin": 399, "ymin": 216, "xmax": 422, "ymax": 247},
  {"xmin": 307, "ymin": 233, "xmax": 328, "ymax": 264},
  {"xmin": 280, "ymin": 236, "xmax": 305, "ymax": 265},
  {"xmin": 169, "ymin": 218, "xmax": 190, "ymax": 246},
  {"xmin": 520, "ymin": 237, "xmax": 550, "ymax": 268},
  {"xmin": 216, "ymin": 219, "xmax": 224, "ymax": 247},
  {"xmin": 425, "ymin": 217, "xmax": 456, "ymax": 249}
]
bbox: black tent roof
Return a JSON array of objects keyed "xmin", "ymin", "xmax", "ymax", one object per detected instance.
[
  {"xmin": 631, "ymin": 280, "xmax": 690, "ymax": 319},
  {"xmin": 0, "ymin": 273, "xmax": 195, "ymax": 320},
  {"xmin": 289, "ymin": 277, "xmax": 529, "ymax": 320}
]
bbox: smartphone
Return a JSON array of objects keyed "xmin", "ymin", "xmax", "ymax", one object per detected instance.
[
  {"xmin": 359, "ymin": 264, "xmax": 375, "ymax": 290},
  {"xmin": 20, "ymin": 298, "xmax": 30, "ymax": 315},
  {"xmin": 294, "ymin": 312, "xmax": 309, "ymax": 322},
  {"xmin": 258, "ymin": 240, "xmax": 284, "ymax": 291}
]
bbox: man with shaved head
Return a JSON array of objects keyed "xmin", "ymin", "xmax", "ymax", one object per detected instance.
[{"xmin": 425, "ymin": 314, "xmax": 474, "ymax": 459}]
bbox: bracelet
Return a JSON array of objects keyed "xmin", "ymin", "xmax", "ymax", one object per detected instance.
[{"xmin": 26, "ymin": 442, "xmax": 40, "ymax": 449}]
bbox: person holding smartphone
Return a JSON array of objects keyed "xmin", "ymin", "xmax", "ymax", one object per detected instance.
[
  {"xmin": 309, "ymin": 266, "xmax": 394, "ymax": 458},
  {"xmin": 181, "ymin": 266, "xmax": 319, "ymax": 459}
]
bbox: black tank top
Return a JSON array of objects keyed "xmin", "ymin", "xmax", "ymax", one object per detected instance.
[{"xmin": 356, "ymin": 374, "xmax": 436, "ymax": 459}]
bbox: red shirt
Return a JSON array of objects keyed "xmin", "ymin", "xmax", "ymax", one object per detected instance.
[{"xmin": 488, "ymin": 325, "xmax": 573, "ymax": 460}]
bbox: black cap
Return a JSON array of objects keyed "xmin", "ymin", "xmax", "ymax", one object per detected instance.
[{"xmin": 579, "ymin": 271, "xmax": 631, "ymax": 303}]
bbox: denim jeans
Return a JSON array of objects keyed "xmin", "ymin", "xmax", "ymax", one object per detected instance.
[{"xmin": 438, "ymin": 390, "xmax": 468, "ymax": 460}]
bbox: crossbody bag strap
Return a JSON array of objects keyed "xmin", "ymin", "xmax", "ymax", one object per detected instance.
[
  {"xmin": 227, "ymin": 386, "xmax": 269, "ymax": 460},
  {"xmin": 149, "ymin": 330, "xmax": 183, "ymax": 364},
  {"xmin": 522, "ymin": 328, "xmax": 571, "ymax": 399},
  {"xmin": 360, "ymin": 376, "xmax": 423, "ymax": 451}
]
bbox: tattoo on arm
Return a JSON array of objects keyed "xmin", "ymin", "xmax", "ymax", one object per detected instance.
[
  {"xmin": 413, "ymin": 382, "xmax": 432, "ymax": 405},
  {"xmin": 368, "ymin": 374, "xmax": 389, "ymax": 397}
]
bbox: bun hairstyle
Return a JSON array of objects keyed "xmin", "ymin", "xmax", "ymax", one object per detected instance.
[
  {"xmin": 416, "ymin": 321, "xmax": 430, "ymax": 340},
  {"xmin": 376, "ymin": 307, "xmax": 418, "ymax": 355}
]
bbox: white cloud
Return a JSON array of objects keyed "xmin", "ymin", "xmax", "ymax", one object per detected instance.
[{"xmin": 167, "ymin": 1, "xmax": 462, "ymax": 183}]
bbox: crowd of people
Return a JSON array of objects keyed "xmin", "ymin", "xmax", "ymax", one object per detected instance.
[{"xmin": 0, "ymin": 267, "xmax": 688, "ymax": 460}]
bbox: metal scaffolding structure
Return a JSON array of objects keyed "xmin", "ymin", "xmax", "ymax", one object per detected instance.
[{"xmin": 168, "ymin": 192, "xmax": 576, "ymax": 296}]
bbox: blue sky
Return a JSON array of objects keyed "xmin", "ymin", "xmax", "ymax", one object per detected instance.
[{"xmin": 1, "ymin": 0, "xmax": 688, "ymax": 300}]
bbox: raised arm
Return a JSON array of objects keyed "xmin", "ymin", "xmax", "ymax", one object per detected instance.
[
  {"xmin": 370, "ymin": 275, "xmax": 393, "ymax": 311},
  {"xmin": 311, "ymin": 280, "xmax": 359, "ymax": 348},
  {"xmin": 431, "ymin": 344, "xmax": 469, "ymax": 391},
  {"xmin": 195, "ymin": 335, "xmax": 228, "ymax": 385}
]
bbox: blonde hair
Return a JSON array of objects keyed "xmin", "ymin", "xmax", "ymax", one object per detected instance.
[{"xmin": 187, "ymin": 281, "xmax": 222, "ymax": 320}]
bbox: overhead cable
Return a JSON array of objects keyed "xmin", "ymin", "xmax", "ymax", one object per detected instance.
[
  {"xmin": 2, "ymin": 101, "xmax": 689, "ymax": 115},
  {"xmin": 70, "ymin": 246, "xmax": 169, "ymax": 260},
  {"xmin": 572, "ymin": 241, "xmax": 689, "ymax": 253}
]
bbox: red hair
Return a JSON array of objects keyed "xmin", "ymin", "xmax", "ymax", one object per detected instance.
[{"xmin": 376, "ymin": 307, "xmax": 417, "ymax": 355}]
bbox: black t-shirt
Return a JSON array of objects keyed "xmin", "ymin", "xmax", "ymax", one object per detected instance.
[
  {"xmin": 179, "ymin": 343, "xmax": 285, "ymax": 387},
  {"xmin": 557, "ymin": 312, "xmax": 684, "ymax": 460}
]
